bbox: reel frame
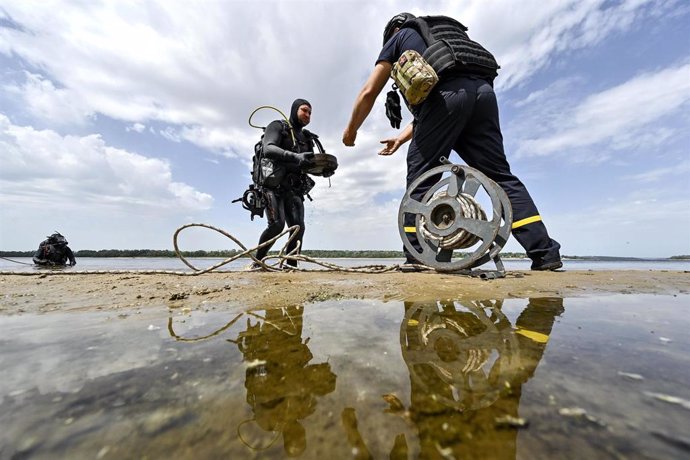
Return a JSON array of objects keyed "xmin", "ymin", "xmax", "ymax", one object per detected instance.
[{"xmin": 398, "ymin": 158, "xmax": 513, "ymax": 276}]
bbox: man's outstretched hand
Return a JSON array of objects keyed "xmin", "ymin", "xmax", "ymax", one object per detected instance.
[{"xmin": 379, "ymin": 138, "xmax": 403, "ymax": 156}]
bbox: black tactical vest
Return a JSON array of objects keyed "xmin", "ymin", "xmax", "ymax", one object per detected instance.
[{"xmin": 401, "ymin": 15, "xmax": 500, "ymax": 80}]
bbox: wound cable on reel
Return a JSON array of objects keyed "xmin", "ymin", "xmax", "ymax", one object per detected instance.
[{"xmin": 419, "ymin": 191, "xmax": 487, "ymax": 250}]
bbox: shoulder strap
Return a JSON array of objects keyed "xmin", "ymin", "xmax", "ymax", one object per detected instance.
[
  {"xmin": 279, "ymin": 119, "xmax": 297, "ymax": 148},
  {"xmin": 312, "ymin": 137, "xmax": 325, "ymax": 154},
  {"xmin": 302, "ymin": 128, "xmax": 318, "ymax": 139},
  {"xmin": 400, "ymin": 16, "xmax": 434, "ymax": 46},
  {"xmin": 302, "ymin": 129, "xmax": 324, "ymax": 153},
  {"xmin": 403, "ymin": 16, "xmax": 470, "ymax": 45}
]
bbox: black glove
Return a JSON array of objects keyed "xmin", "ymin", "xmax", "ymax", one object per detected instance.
[
  {"xmin": 385, "ymin": 90, "xmax": 402, "ymax": 129},
  {"xmin": 298, "ymin": 152, "xmax": 316, "ymax": 169}
]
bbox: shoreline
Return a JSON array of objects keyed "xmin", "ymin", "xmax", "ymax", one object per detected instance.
[{"xmin": 1, "ymin": 270, "xmax": 688, "ymax": 315}]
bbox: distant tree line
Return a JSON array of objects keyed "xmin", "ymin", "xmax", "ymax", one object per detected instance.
[
  {"xmin": 3, "ymin": 249, "xmax": 687, "ymax": 259},
  {"xmin": 1, "ymin": 248, "xmax": 532, "ymax": 258}
]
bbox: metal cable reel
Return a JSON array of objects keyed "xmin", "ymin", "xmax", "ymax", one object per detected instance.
[{"xmin": 398, "ymin": 158, "xmax": 513, "ymax": 276}]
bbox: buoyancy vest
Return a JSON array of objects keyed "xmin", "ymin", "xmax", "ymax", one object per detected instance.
[
  {"xmin": 401, "ymin": 15, "xmax": 500, "ymax": 80},
  {"xmin": 252, "ymin": 120, "xmax": 317, "ymax": 190},
  {"xmin": 252, "ymin": 120, "xmax": 291, "ymax": 188}
]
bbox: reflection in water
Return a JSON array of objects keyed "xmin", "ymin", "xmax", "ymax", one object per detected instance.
[
  {"xmin": 167, "ymin": 313, "xmax": 243, "ymax": 342},
  {"xmin": 232, "ymin": 306, "xmax": 337, "ymax": 457},
  {"xmin": 343, "ymin": 298, "xmax": 564, "ymax": 459},
  {"xmin": 4, "ymin": 295, "xmax": 688, "ymax": 457},
  {"xmin": 168, "ymin": 306, "xmax": 338, "ymax": 457}
]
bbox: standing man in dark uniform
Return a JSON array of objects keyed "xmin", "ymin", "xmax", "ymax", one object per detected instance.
[
  {"xmin": 252, "ymin": 99, "xmax": 317, "ymax": 269},
  {"xmin": 342, "ymin": 13, "xmax": 562, "ymax": 270}
]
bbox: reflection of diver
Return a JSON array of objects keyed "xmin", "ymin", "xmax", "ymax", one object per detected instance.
[
  {"xmin": 343, "ymin": 298, "xmax": 564, "ymax": 458},
  {"xmin": 234, "ymin": 306, "xmax": 336, "ymax": 457}
]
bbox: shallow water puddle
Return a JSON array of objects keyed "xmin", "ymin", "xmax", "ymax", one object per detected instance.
[{"xmin": 1, "ymin": 295, "xmax": 689, "ymax": 459}]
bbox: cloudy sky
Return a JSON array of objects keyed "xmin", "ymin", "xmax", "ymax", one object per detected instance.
[{"xmin": 1, "ymin": 0, "xmax": 688, "ymax": 257}]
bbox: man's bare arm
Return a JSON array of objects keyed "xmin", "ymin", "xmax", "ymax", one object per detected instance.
[{"xmin": 343, "ymin": 61, "xmax": 392, "ymax": 146}]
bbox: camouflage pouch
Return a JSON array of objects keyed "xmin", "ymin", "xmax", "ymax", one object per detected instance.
[{"xmin": 391, "ymin": 50, "xmax": 439, "ymax": 105}]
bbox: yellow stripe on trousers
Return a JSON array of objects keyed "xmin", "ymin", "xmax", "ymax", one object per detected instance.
[
  {"xmin": 511, "ymin": 215, "xmax": 542, "ymax": 229},
  {"xmin": 516, "ymin": 327, "xmax": 549, "ymax": 344},
  {"xmin": 404, "ymin": 227, "xmax": 416, "ymax": 233}
]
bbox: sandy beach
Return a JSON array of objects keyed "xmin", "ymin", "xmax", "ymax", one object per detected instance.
[{"xmin": 2, "ymin": 270, "xmax": 688, "ymax": 314}]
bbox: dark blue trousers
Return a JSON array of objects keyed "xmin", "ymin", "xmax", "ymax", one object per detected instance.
[{"xmin": 404, "ymin": 76, "xmax": 561, "ymax": 264}]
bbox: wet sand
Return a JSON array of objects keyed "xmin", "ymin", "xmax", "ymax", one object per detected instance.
[{"xmin": 2, "ymin": 270, "xmax": 688, "ymax": 314}]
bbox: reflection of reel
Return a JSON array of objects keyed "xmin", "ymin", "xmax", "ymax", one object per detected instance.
[
  {"xmin": 400, "ymin": 300, "xmax": 520, "ymax": 411},
  {"xmin": 398, "ymin": 162, "xmax": 512, "ymax": 273}
]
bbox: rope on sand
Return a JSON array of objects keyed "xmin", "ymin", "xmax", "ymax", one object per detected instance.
[{"xmin": 0, "ymin": 256, "xmax": 34, "ymax": 265}]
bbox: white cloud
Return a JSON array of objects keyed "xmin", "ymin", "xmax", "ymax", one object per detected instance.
[
  {"xmin": 624, "ymin": 159, "xmax": 690, "ymax": 183},
  {"xmin": 0, "ymin": 1, "xmax": 671, "ymax": 153},
  {"xmin": 178, "ymin": 125, "xmax": 258, "ymax": 159},
  {"xmin": 515, "ymin": 62, "xmax": 690, "ymax": 157},
  {"xmin": 159, "ymin": 126, "xmax": 182, "ymax": 143},
  {"xmin": 0, "ymin": 113, "xmax": 212, "ymax": 211},
  {"xmin": 0, "ymin": 1, "xmax": 379, "ymax": 140},
  {"xmin": 126, "ymin": 122, "xmax": 146, "ymax": 133},
  {"xmin": 448, "ymin": 0, "xmax": 674, "ymax": 90},
  {"xmin": 308, "ymin": 196, "xmax": 404, "ymax": 250},
  {"xmin": 3, "ymin": 72, "xmax": 94, "ymax": 126}
]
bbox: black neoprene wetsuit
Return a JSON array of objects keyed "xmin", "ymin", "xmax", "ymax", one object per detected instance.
[
  {"xmin": 33, "ymin": 240, "xmax": 76, "ymax": 266},
  {"xmin": 254, "ymin": 99, "xmax": 315, "ymax": 267}
]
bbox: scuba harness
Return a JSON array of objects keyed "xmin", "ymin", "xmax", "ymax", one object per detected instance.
[
  {"xmin": 250, "ymin": 106, "xmax": 296, "ymax": 189},
  {"xmin": 233, "ymin": 105, "xmax": 294, "ymax": 220},
  {"xmin": 233, "ymin": 105, "xmax": 337, "ymax": 220}
]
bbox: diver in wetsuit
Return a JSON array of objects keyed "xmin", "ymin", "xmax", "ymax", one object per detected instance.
[
  {"xmin": 32, "ymin": 232, "xmax": 76, "ymax": 266},
  {"xmin": 252, "ymin": 99, "xmax": 318, "ymax": 268}
]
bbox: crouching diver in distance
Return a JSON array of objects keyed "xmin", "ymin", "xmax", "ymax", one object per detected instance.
[
  {"xmin": 33, "ymin": 231, "xmax": 76, "ymax": 267},
  {"xmin": 248, "ymin": 99, "xmax": 321, "ymax": 269}
]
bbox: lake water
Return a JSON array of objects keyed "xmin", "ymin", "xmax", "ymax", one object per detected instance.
[
  {"xmin": 1, "ymin": 294, "xmax": 689, "ymax": 458},
  {"xmin": 1, "ymin": 257, "xmax": 689, "ymax": 273}
]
